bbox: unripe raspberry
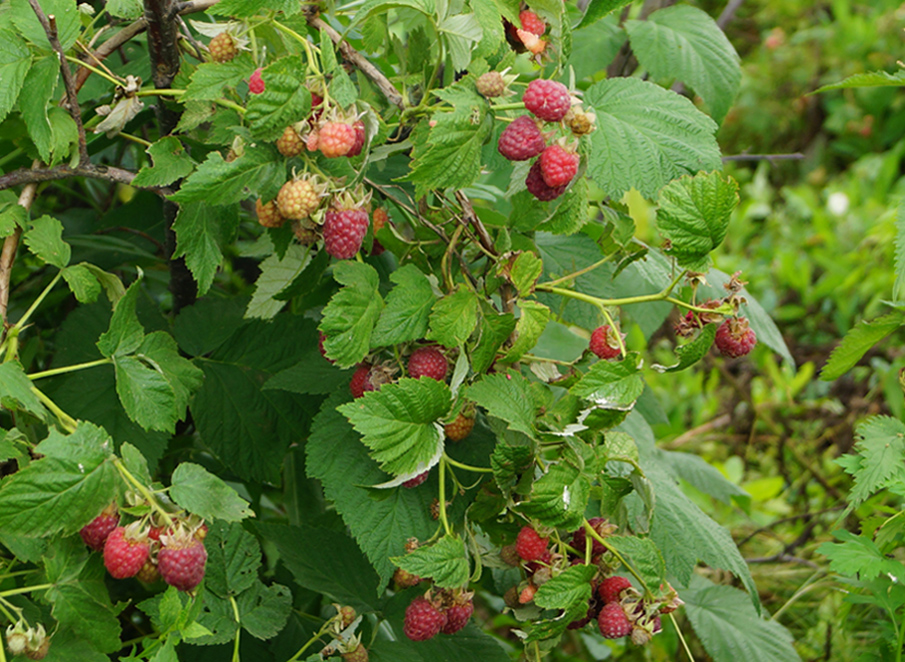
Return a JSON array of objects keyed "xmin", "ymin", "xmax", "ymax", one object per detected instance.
[
  {"xmin": 293, "ymin": 220, "xmax": 319, "ymax": 246},
  {"xmin": 715, "ymin": 317, "xmax": 757, "ymax": 358},
  {"xmin": 209, "ymin": 32, "xmax": 237, "ymax": 63},
  {"xmin": 255, "ymin": 199, "xmax": 284, "ymax": 228},
  {"xmin": 500, "ymin": 544, "xmax": 520, "ymax": 566},
  {"xmin": 339, "ymin": 605, "xmax": 357, "ymax": 629},
  {"xmin": 519, "ymin": 10, "xmax": 546, "ymax": 35},
  {"xmin": 248, "ymin": 67, "xmax": 265, "ymax": 94},
  {"xmin": 407, "ymin": 346, "xmax": 448, "ymax": 381},
  {"xmin": 402, "ymin": 471, "xmax": 429, "ymax": 488},
  {"xmin": 476, "ymin": 71, "xmax": 506, "ymax": 98},
  {"xmin": 598, "ymin": 602, "xmax": 632, "ymax": 639},
  {"xmin": 519, "ymin": 583, "xmax": 538, "ymax": 604},
  {"xmin": 342, "ymin": 643, "xmax": 368, "ymax": 662},
  {"xmin": 393, "ymin": 566, "xmax": 422, "ymax": 589},
  {"xmin": 104, "ymin": 526, "xmax": 150, "ymax": 579},
  {"xmin": 539, "ymin": 144, "xmax": 579, "ymax": 188},
  {"xmin": 346, "ymin": 120, "xmax": 366, "ymax": 157},
  {"xmin": 324, "ymin": 208, "xmax": 370, "ymax": 259},
  {"xmin": 158, "ymin": 534, "xmax": 207, "ymax": 592},
  {"xmin": 136, "ymin": 559, "xmax": 160, "ymax": 584},
  {"xmin": 444, "ymin": 413, "xmax": 474, "ymax": 442},
  {"xmin": 403, "ymin": 597, "xmax": 447, "ymax": 641},
  {"xmin": 516, "ymin": 29, "xmax": 547, "ymax": 55},
  {"xmin": 598, "ymin": 576, "xmax": 633, "ymax": 604},
  {"xmin": 523, "ymin": 79, "xmax": 571, "ymax": 122},
  {"xmin": 589, "ymin": 325, "xmax": 622, "ymax": 359},
  {"xmin": 79, "ymin": 505, "xmax": 119, "ymax": 551},
  {"xmin": 276, "ymin": 126, "xmax": 305, "ymax": 157},
  {"xmin": 498, "ymin": 115, "xmax": 546, "ymax": 161},
  {"xmin": 525, "ymin": 160, "xmax": 567, "ymax": 201},
  {"xmin": 564, "ymin": 107, "xmax": 596, "ymax": 136},
  {"xmin": 372, "ymin": 207, "xmax": 389, "ymax": 232},
  {"xmin": 277, "ymin": 178, "xmax": 321, "ymax": 220},
  {"xmin": 515, "ymin": 525, "xmax": 548, "ymax": 561},
  {"xmin": 503, "ymin": 585, "xmax": 521, "ymax": 609},
  {"xmin": 319, "ymin": 122, "xmax": 357, "ymax": 158}
]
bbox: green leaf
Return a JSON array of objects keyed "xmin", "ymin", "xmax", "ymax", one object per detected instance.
[
  {"xmin": 319, "ymin": 30, "xmax": 358, "ymax": 107},
  {"xmin": 605, "ymin": 536, "xmax": 665, "ymax": 592},
  {"xmin": 132, "ymin": 137, "xmax": 196, "ymax": 188},
  {"xmin": 653, "ymin": 322, "xmax": 718, "ymax": 373},
  {"xmin": 83, "ymin": 264, "xmax": 126, "ymax": 305},
  {"xmin": 470, "ymin": 307, "xmax": 516, "ymax": 374},
  {"xmin": 681, "ymin": 575, "xmax": 800, "ymax": 662},
  {"xmin": 320, "ymin": 262, "xmax": 385, "ymax": 369},
  {"xmin": 439, "ymin": 13, "xmax": 483, "ymax": 71},
  {"xmin": 23, "ymin": 214, "xmax": 70, "ymax": 267},
  {"xmin": 817, "ymin": 530, "xmax": 903, "ymax": 580},
  {"xmin": 0, "ymin": 197, "xmax": 28, "ymax": 239},
  {"xmin": 500, "ymin": 301, "xmax": 549, "ymax": 364},
  {"xmin": 338, "ymin": 377, "xmax": 451, "ymax": 476},
  {"xmin": 204, "ymin": 521, "xmax": 261, "ymax": 598},
  {"xmin": 517, "ymin": 461, "xmax": 591, "ymax": 529},
  {"xmin": 577, "ymin": 0, "xmax": 631, "ymax": 29},
  {"xmin": 264, "ymin": 351, "xmax": 352, "ymax": 396},
  {"xmin": 113, "ymin": 354, "xmax": 179, "ymax": 432},
  {"xmin": 626, "ymin": 5, "xmax": 740, "ymax": 123},
  {"xmin": 172, "ymin": 202, "xmax": 241, "ymax": 296},
  {"xmin": 814, "ymin": 69, "xmax": 905, "ymax": 93},
  {"xmin": 659, "ymin": 449, "xmax": 748, "ymax": 505},
  {"xmin": 821, "ymin": 311, "xmax": 905, "ymax": 381},
  {"xmin": 0, "ymin": 361, "xmax": 46, "ymax": 418},
  {"xmin": 10, "ymin": 0, "xmax": 80, "ymax": 50},
  {"xmin": 655, "ymin": 171, "xmax": 738, "ymax": 271},
  {"xmin": 246, "ymin": 244, "xmax": 315, "ymax": 320},
  {"xmin": 210, "ymin": 0, "xmax": 302, "ymax": 16},
  {"xmin": 464, "ymin": 372, "xmax": 536, "ymax": 438},
  {"xmin": 62, "ymin": 264, "xmax": 102, "ymax": 303},
  {"xmin": 469, "ymin": 0, "xmax": 503, "ymax": 58},
  {"xmin": 371, "ymin": 265, "xmax": 437, "ymax": 347},
  {"xmin": 509, "ymin": 252, "xmax": 543, "ymax": 295},
  {"xmin": 0, "ymin": 28, "xmax": 31, "ymax": 124},
  {"xmin": 236, "ymin": 581, "xmax": 292, "ymax": 640},
  {"xmin": 534, "ymin": 563, "xmax": 595, "ymax": 609},
  {"xmin": 174, "ymin": 298, "xmax": 246, "ymax": 357},
  {"xmin": 391, "ymin": 534, "xmax": 469, "ymax": 588},
  {"xmin": 96, "ymin": 278, "xmax": 144, "ymax": 358},
  {"xmin": 896, "ymin": 200, "xmax": 905, "ymax": 302},
  {"xmin": 585, "ymin": 77, "xmax": 720, "ymax": 199},
  {"xmin": 490, "ymin": 443, "xmax": 534, "ymax": 495},
  {"xmin": 170, "ymin": 147, "xmax": 284, "ymax": 206},
  {"xmin": 135, "ymin": 332, "xmax": 204, "ymax": 414},
  {"xmin": 182, "ymin": 55, "xmax": 257, "ymax": 100},
  {"xmin": 120, "ymin": 442, "xmax": 151, "ymax": 486},
  {"xmin": 170, "ymin": 463, "xmax": 253, "ymax": 522},
  {"xmin": 428, "ymin": 285, "xmax": 480, "ymax": 349},
  {"xmin": 837, "ymin": 416, "xmax": 905, "ymax": 506},
  {"xmin": 106, "ymin": 0, "xmax": 142, "ymax": 18},
  {"xmin": 246, "ymin": 74, "xmax": 312, "ymax": 141},
  {"xmin": 570, "ymin": 353, "xmax": 644, "ymax": 409},
  {"xmin": 538, "ymin": 179, "xmax": 589, "ymax": 235},
  {"xmin": 19, "ymin": 55, "xmax": 58, "ymax": 163}
]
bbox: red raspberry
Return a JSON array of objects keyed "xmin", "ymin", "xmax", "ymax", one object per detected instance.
[
  {"xmin": 441, "ymin": 599, "xmax": 474, "ymax": 634},
  {"xmin": 276, "ymin": 126, "xmax": 305, "ymax": 157},
  {"xmin": 570, "ymin": 517, "xmax": 610, "ymax": 556},
  {"xmin": 319, "ymin": 122, "xmax": 357, "ymax": 158},
  {"xmin": 498, "ymin": 115, "xmax": 546, "ymax": 161},
  {"xmin": 408, "ymin": 347, "xmax": 448, "ymax": 380},
  {"xmin": 103, "ymin": 526, "xmax": 150, "ymax": 579},
  {"xmin": 350, "ymin": 364, "xmax": 374, "ymax": 399},
  {"xmin": 277, "ymin": 178, "xmax": 321, "ymax": 220},
  {"xmin": 519, "ymin": 10, "xmax": 546, "ymax": 35},
  {"xmin": 255, "ymin": 199, "xmax": 284, "ymax": 228},
  {"xmin": 402, "ymin": 471, "xmax": 429, "ymax": 488},
  {"xmin": 444, "ymin": 413, "xmax": 474, "ymax": 442},
  {"xmin": 248, "ymin": 67, "xmax": 265, "ymax": 94},
  {"xmin": 525, "ymin": 160, "xmax": 567, "ymax": 201},
  {"xmin": 515, "ymin": 525, "xmax": 549, "ymax": 562},
  {"xmin": 589, "ymin": 325, "xmax": 621, "ymax": 359},
  {"xmin": 346, "ymin": 120, "xmax": 366, "ymax": 157},
  {"xmin": 324, "ymin": 208, "xmax": 370, "ymax": 259},
  {"xmin": 80, "ymin": 506, "xmax": 119, "ymax": 552},
  {"xmin": 539, "ymin": 144, "xmax": 579, "ymax": 188},
  {"xmin": 158, "ymin": 536, "xmax": 207, "ymax": 592},
  {"xmin": 318, "ymin": 331, "xmax": 335, "ymax": 364},
  {"xmin": 598, "ymin": 576, "xmax": 633, "ymax": 605},
  {"xmin": 393, "ymin": 567, "xmax": 422, "ymax": 589},
  {"xmin": 715, "ymin": 317, "xmax": 757, "ymax": 358},
  {"xmin": 523, "ymin": 79, "xmax": 571, "ymax": 122},
  {"xmin": 476, "ymin": 71, "xmax": 506, "ymax": 98},
  {"xmin": 598, "ymin": 602, "xmax": 632, "ymax": 639},
  {"xmin": 342, "ymin": 644, "xmax": 368, "ymax": 662},
  {"xmin": 209, "ymin": 32, "xmax": 237, "ymax": 63},
  {"xmin": 403, "ymin": 597, "xmax": 447, "ymax": 641}
]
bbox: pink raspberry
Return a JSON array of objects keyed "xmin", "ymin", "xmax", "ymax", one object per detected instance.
[
  {"xmin": 403, "ymin": 597, "xmax": 447, "ymax": 641},
  {"xmin": 346, "ymin": 120, "xmax": 366, "ymax": 157},
  {"xmin": 519, "ymin": 10, "xmax": 546, "ymax": 35},
  {"xmin": 407, "ymin": 347, "xmax": 448, "ymax": 381},
  {"xmin": 539, "ymin": 144, "xmax": 579, "ymax": 188},
  {"xmin": 103, "ymin": 527, "xmax": 150, "ymax": 579},
  {"xmin": 158, "ymin": 536, "xmax": 207, "ymax": 592},
  {"xmin": 80, "ymin": 507, "xmax": 120, "ymax": 551},
  {"xmin": 319, "ymin": 122, "xmax": 357, "ymax": 158},
  {"xmin": 715, "ymin": 317, "xmax": 757, "ymax": 358},
  {"xmin": 323, "ymin": 208, "xmax": 369, "ymax": 259},
  {"xmin": 441, "ymin": 598, "xmax": 474, "ymax": 634},
  {"xmin": 350, "ymin": 364, "xmax": 375, "ymax": 399},
  {"xmin": 525, "ymin": 160, "xmax": 567, "ymax": 201},
  {"xmin": 523, "ymin": 79, "xmax": 571, "ymax": 122},
  {"xmin": 248, "ymin": 67, "xmax": 265, "ymax": 94},
  {"xmin": 598, "ymin": 602, "xmax": 632, "ymax": 639},
  {"xmin": 498, "ymin": 115, "xmax": 546, "ymax": 161},
  {"xmin": 402, "ymin": 471, "xmax": 429, "ymax": 488},
  {"xmin": 515, "ymin": 525, "xmax": 549, "ymax": 562},
  {"xmin": 589, "ymin": 325, "xmax": 621, "ymax": 359}
]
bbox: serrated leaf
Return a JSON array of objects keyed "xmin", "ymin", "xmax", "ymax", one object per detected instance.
[
  {"xmin": 20, "ymin": 55, "xmax": 59, "ymax": 163},
  {"xmin": 246, "ymin": 74, "xmax": 312, "ymax": 141},
  {"xmin": 428, "ymin": 285, "xmax": 480, "ymax": 349},
  {"xmin": 821, "ymin": 311, "xmax": 905, "ymax": 381},
  {"xmin": 653, "ymin": 323, "xmax": 717, "ymax": 373},
  {"xmin": 170, "ymin": 147, "xmax": 283, "ymax": 206},
  {"xmin": 838, "ymin": 416, "xmax": 905, "ymax": 506},
  {"xmin": 534, "ymin": 563, "xmax": 595, "ymax": 609},
  {"xmin": 23, "ymin": 214, "xmax": 70, "ymax": 267},
  {"xmin": 205, "ymin": 521, "xmax": 261, "ymax": 597},
  {"xmin": 517, "ymin": 461, "xmax": 591, "ymax": 529},
  {"xmin": 490, "ymin": 443, "xmax": 533, "ymax": 495},
  {"xmin": 210, "ymin": 0, "xmax": 302, "ymax": 16},
  {"xmin": 0, "ymin": 198, "xmax": 28, "ymax": 239},
  {"xmin": 237, "ymin": 581, "xmax": 292, "ymax": 640},
  {"xmin": 172, "ymin": 202, "xmax": 240, "ymax": 296},
  {"xmin": 626, "ymin": 5, "xmax": 740, "ymax": 123},
  {"xmin": 817, "ymin": 530, "xmax": 903, "ymax": 580},
  {"xmin": 655, "ymin": 171, "xmax": 738, "ymax": 271},
  {"xmin": 659, "ymin": 449, "xmax": 748, "ymax": 505},
  {"xmin": 320, "ymin": 261, "xmax": 384, "ymax": 369},
  {"xmin": 439, "ymin": 13, "xmax": 482, "ymax": 71},
  {"xmin": 538, "ymin": 179, "xmax": 589, "ymax": 235},
  {"xmin": 585, "ymin": 78, "xmax": 720, "ymax": 199},
  {"xmin": 120, "ymin": 442, "xmax": 151, "ymax": 486},
  {"xmin": 371, "ymin": 265, "xmax": 436, "ymax": 347},
  {"xmin": 605, "ymin": 536, "xmax": 665, "ymax": 592},
  {"xmin": 896, "ymin": 201, "xmax": 905, "ymax": 302},
  {"xmin": 106, "ymin": 0, "xmax": 142, "ymax": 18},
  {"xmin": 577, "ymin": 0, "xmax": 631, "ymax": 29},
  {"xmin": 570, "ymin": 353, "xmax": 644, "ymax": 409},
  {"xmin": 170, "ymin": 463, "xmax": 253, "ymax": 521},
  {"xmin": 0, "ymin": 28, "xmax": 31, "ymax": 124},
  {"xmin": 10, "ymin": 0, "xmax": 80, "ymax": 50},
  {"xmin": 470, "ymin": 306, "xmax": 516, "ymax": 373},
  {"xmin": 96, "ymin": 278, "xmax": 144, "ymax": 358},
  {"xmin": 464, "ymin": 372, "xmax": 536, "ymax": 438},
  {"xmin": 62, "ymin": 264, "xmax": 101, "ymax": 303},
  {"xmin": 510, "ymin": 252, "xmax": 543, "ymax": 295},
  {"xmin": 391, "ymin": 534, "xmax": 469, "ymax": 588},
  {"xmin": 182, "ymin": 55, "xmax": 256, "ymax": 100},
  {"xmin": 246, "ymin": 245, "xmax": 315, "ymax": 320},
  {"xmin": 814, "ymin": 69, "xmax": 905, "ymax": 93},
  {"xmin": 469, "ymin": 0, "xmax": 503, "ymax": 58},
  {"xmin": 338, "ymin": 377, "xmax": 451, "ymax": 476},
  {"xmin": 499, "ymin": 301, "xmax": 548, "ymax": 363},
  {"xmin": 132, "ymin": 137, "xmax": 196, "ymax": 188},
  {"xmin": 135, "ymin": 332, "xmax": 204, "ymax": 414},
  {"xmin": 0, "ymin": 361, "xmax": 46, "ymax": 418},
  {"xmin": 113, "ymin": 354, "xmax": 178, "ymax": 432}
]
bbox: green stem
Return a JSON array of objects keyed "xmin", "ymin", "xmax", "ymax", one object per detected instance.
[
  {"xmin": 600, "ymin": 307, "xmax": 626, "ymax": 357},
  {"xmin": 520, "ymin": 354, "xmax": 574, "ymax": 366},
  {"xmin": 670, "ymin": 612, "xmax": 696, "ymax": 661},
  {"xmin": 0, "ymin": 148, "xmax": 25, "ymax": 169},
  {"xmin": 119, "ymin": 132, "xmax": 153, "ymax": 148},
  {"xmin": 271, "ymin": 21, "xmax": 320, "ymax": 72},
  {"xmin": 491, "ymin": 102, "xmax": 526, "ymax": 111},
  {"xmin": 896, "ymin": 609, "xmax": 905, "ymax": 662},
  {"xmin": 31, "ymin": 387, "xmax": 77, "ymax": 432},
  {"xmin": 285, "ymin": 621, "xmax": 332, "ymax": 662},
  {"xmin": 438, "ymin": 458, "xmax": 452, "ymax": 536},
  {"xmin": 0, "ymin": 596, "xmax": 22, "ymax": 624},
  {"xmin": 583, "ymin": 520, "xmax": 649, "ymax": 595},
  {"xmin": 113, "ymin": 458, "xmax": 175, "ymax": 528},
  {"xmin": 442, "ymin": 455, "xmax": 493, "ymax": 473},
  {"xmin": 230, "ymin": 596, "xmax": 241, "ymax": 662},
  {"xmin": 542, "ymin": 255, "xmax": 612, "ymax": 288},
  {"xmin": 13, "ymin": 271, "xmax": 62, "ymax": 332},
  {"xmin": 135, "ymin": 88, "xmax": 247, "ymax": 115},
  {"xmin": 0, "ymin": 585, "xmax": 52, "ymax": 599},
  {"xmin": 65, "ymin": 55, "xmax": 119, "ymax": 86},
  {"xmin": 28, "ymin": 358, "xmax": 113, "ymax": 380},
  {"xmin": 665, "ymin": 297, "xmax": 733, "ymax": 315}
]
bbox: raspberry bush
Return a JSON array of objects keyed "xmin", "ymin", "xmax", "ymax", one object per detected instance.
[{"xmin": 0, "ymin": 0, "xmax": 803, "ymax": 661}]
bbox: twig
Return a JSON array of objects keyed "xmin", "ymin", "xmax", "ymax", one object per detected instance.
[
  {"xmin": 0, "ymin": 163, "xmax": 171, "ymax": 198},
  {"xmin": 745, "ymin": 554, "xmax": 819, "ymax": 569},
  {"xmin": 0, "ymin": 183, "xmax": 37, "ymax": 332},
  {"xmin": 716, "ymin": 0, "xmax": 745, "ymax": 30},
  {"xmin": 663, "ymin": 414, "xmax": 732, "ymax": 449},
  {"xmin": 305, "ymin": 12, "xmax": 405, "ymax": 110},
  {"xmin": 454, "ymin": 191, "xmax": 495, "ymax": 257},
  {"xmin": 26, "ymin": 0, "xmax": 90, "ymax": 165},
  {"xmin": 722, "ymin": 153, "xmax": 805, "ymax": 163}
]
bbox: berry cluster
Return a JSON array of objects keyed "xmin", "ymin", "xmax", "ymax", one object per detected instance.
[
  {"xmin": 403, "ymin": 590, "xmax": 475, "ymax": 641},
  {"xmin": 671, "ymin": 275, "xmax": 759, "ymax": 359}
]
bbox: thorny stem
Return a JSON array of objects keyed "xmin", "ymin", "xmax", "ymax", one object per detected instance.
[
  {"xmin": 113, "ymin": 458, "xmax": 176, "ymax": 528},
  {"xmin": 671, "ymin": 612, "xmax": 696, "ymax": 661},
  {"xmin": 28, "ymin": 358, "xmax": 113, "ymax": 380},
  {"xmin": 31, "ymin": 387, "xmax": 77, "ymax": 432},
  {"xmin": 11, "ymin": 271, "xmax": 62, "ymax": 333}
]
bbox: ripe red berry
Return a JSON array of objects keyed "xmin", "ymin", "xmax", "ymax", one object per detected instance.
[
  {"xmin": 342, "ymin": 643, "xmax": 369, "ymax": 662},
  {"xmin": 277, "ymin": 178, "xmax": 321, "ymax": 220},
  {"xmin": 715, "ymin": 317, "xmax": 757, "ymax": 358},
  {"xmin": 350, "ymin": 364, "xmax": 374, "ymax": 399},
  {"xmin": 445, "ymin": 413, "xmax": 474, "ymax": 442},
  {"xmin": 324, "ymin": 208, "xmax": 370, "ymax": 259},
  {"xmin": 103, "ymin": 526, "xmax": 150, "ymax": 579},
  {"xmin": 525, "ymin": 160, "xmax": 567, "ymax": 201},
  {"xmin": 408, "ymin": 347, "xmax": 448, "ymax": 381},
  {"xmin": 589, "ymin": 325, "xmax": 621, "ymax": 359},
  {"xmin": 255, "ymin": 199, "xmax": 284, "ymax": 228},
  {"xmin": 523, "ymin": 79, "xmax": 571, "ymax": 122},
  {"xmin": 519, "ymin": 10, "xmax": 546, "ymax": 35},
  {"xmin": 441, "ymin": 599, "xmax": 474, "ymax": 634},
  {"xmin": 539, "ymin": 144, "xmax": 579, "ymax": 188},
  {"xmin": 158, "ymin": 536, "xmax": 207, "ymax": 592},
  {"xmin": 598, "ymin": 602, "xmax": 632, "ymax": 639},
  {"xmin": 571, "ymin": 517, "xmax": 610, "ymax": 556},
  {"xmin": 515, "ymin": 525, "xmax": 549, "ymax": 562},
  {"xmin": 402, "ymin": 471, "xmax": 429, "ymax": 488},
  {"xmin": 498, "ymin": 115, "xmax": 546, "ymax": 161},
  {"xmin": 346, "ymin": 120, "xmax": 366, "ymax": 157},
  {"xmin": 209, "ymin": 32, "xmax": 237, "ymax": 63},
  {"xmin": 319, "ymin": 122, "xmax": 357, "ymax": 158},
  {"xmin": 598, "ymin": 576, "xmax": 633, "ymax": 605},
  {"xmin": 476, "ymin": 71, "xmax": 507, "ymax": 98},
  {"xmin": 318, "ymin": 331, "xmax": 335, "ymax": 364},
  {"xmin": 248, "ymin": 67, "xmax": 265, "ymax": 94},
  {"xmin": 403, "ymin": 597, "xmax": 447, "ymax": 641},
  {"xmin": 80, "ymin": 507, "xmax": 120, "ymax": 552}
]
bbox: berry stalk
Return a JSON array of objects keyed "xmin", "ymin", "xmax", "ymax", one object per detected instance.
[{"xmin": 112, "ymin": 458, "xmax": 176, "ymax": 528}]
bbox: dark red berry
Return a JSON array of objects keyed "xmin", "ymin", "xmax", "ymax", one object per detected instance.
[
  {"xmin": 515, "ymin": 526, "xmax": 549, "ymax": 562},
  {"xmin": 403, "ymin": 597, "xmax": 447, "ymax": 641},
  {"xmin": 598, "ymin": 602, "xmax": 632, "ymax": 639},
  {"xmin": 441, "ymin": 599, "xmax": 474, "ymax": 634},
  {"xmin": 80, "ymin": 507, "xmax": 120, "ymax": 551},
  {"xmin": 103, "ymin": 527, "xmax": 150, "ymax": 579},
  {"xmin": 498, "ymin": 115, "xmax": 546, "ymax": 161},
  {"xmin": 324, "ymin": 208, "xmax": 369, "ymax": 259},
  {"xmin": 525, "ymin": 160, "xmax": 567, "ymax": 201},
  {"xmin": 523, "ymin": 79, "xmax": 571, "ymax": 122},
  {"xmin": 571, "ymin": 517, "xmax": 610, "ymax": 556},
  {"xmin": 539, "ymin": 144, "xmax": 579, "ymax": 188},
  {"xmin": 715, "ymin": 317, "xmax": 757, "ymax": 358},
  {"xmin": 346, "ymin": 120, "xmax": 366, "ymax": 157},
  {"xmin": 318, "ymin": 331, "xmax": 335, "ymax": 364},
  {"xmin": 598, "ymin": 576, "xmax": 633, "ymax": 605},
  {"xmin": 158, "ymin": 536, "xmax": 207, "ymax": 592},
  {"xmin": 402, "ymin": 471, "xmax": 429, "ymax": 488},
  {"xmin": 407, "ymin": 347, "xmax": 448, "ymax": 381},
  {"xmin": 589, "ymin": 325, "xmax": 621, "ymax": 359},
  {"xmin": 350, "ymin": 364, "xmax": 374, "ymax": 399}
]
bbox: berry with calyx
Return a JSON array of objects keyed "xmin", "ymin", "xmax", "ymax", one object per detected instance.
[
  {"xmin": 403, "ymin": 597, "xmax": 447, "ymax": 641},
  {"xmin": 564, "ymin": 107, "xmax": 596, "ymax": 136},
  {"xmin": 519, "ymin": 10, "xmax": 546, "ymax": 35},
  {"xmin": 319, "ymin": 121, "xmax": 357, "ymax": 158},
  {"xmin": 517, "ymin": 29, "xmax": 547, "ymax": 56},
  {"xmin": 276, "ymin": 125, "xmax": 305, "ymax": 157},
  {"xmin": 350, "ymin": 364, "xmax": 374, "ymax": 399},
  {"xmin": 292, "ymin": 220, "xmax": 319, "ymax": 246},
  {"xmin": 525, "ymin": 160, "xmax": 567, "ymax": 201},
  {"xmin": 80, "ymin": 504, "xmax": 119, "ymax": 551},
  {"xmin": 158, "ymin": 531, "xmax": 207, "ymax": 592},
  {"xmin": 498, "ymin": 115, "xmax": 546, "ymax": 161},
  {"xmin": 589, "ymin": 325, "xmax": 622, "ymax": 359},
  {"xmin": 476, "ymin": 71, "xmax": 506, "ymax": 98},
  {"xmin": 539, "ymin": 144, "xmax": 579, "ymax": 188},
  {"xmin": 342, "ymin": 643, "xmax": 369, "ymax": 662},
  {"xmin": 136, "ymin": 559, "xmax": 160, "ymax": 584},
  {"xmin": 441, "ymin": 597, "xmax": 474, "ymax": 634},
  {"xmin": 500, "ymin": 544, "xmax": 520, "ymax": 566},
  {"xmin": 523, "ymin": 79, "xmax": 571, "ymax": 122},
  {"xmin": 515, "ymin": 525, "xmax": 549, "ymax": 562},
  {"xmin": 347, "ymin": 120, "xmax": 366, "ymax": 157},
  {"xmin": 209, "ymin": 32, "xmax": 237, "ymax": 63},
  {"xmin": 598, "ymin": 576, "xmax": 633, "ymax": 605},
  {"xmin": 519, "ymin": 583, "xmax": 538, "ymax": 604},
  {"xmin": 255, "ymin": 199, "xmax": 284, "ymax": 228},
  {"xmin": 598, "ymin": 602, "xmax": 632, "ymax": 639},
  {"xmin": 24, "ymin": 640, "xmax": 50, "ymax": 660},
  {"xmin": 339, "ymin": 605, "xmax": 357, "ymax": 629},
  {"xmin": 277, "ymin": 177, "xmax": 323, "ymax": 220},
  {"xmin": 104, "ymin": 526, "xmax": 150, "ymax": 579},
  {"xmin": 372, "ymin": 207, "xmax": 389, "ymax": 232},
  {"xmin": 393, "ymin": 567, "xmax": 422, "ymax": 589},
  {"xmin": 324, "ymin": 207, "xmax": 370, "ymax": 260},
  {"xmin": 408, "ymin": 346, "xmax": 448, "ymax": 381},
  {"xmin": 715, "ymin": 317, "xmax": 757, "ymax": 358},
  {"xmin": 402, "ymin": 471, "xmax": 429, "ymax": 488},
  {"xmin": 248, "ymin": 67, "xmax": 265, "ymax": 94},
  {"xmin": 445, "ymin": 412, "xmax": 474, "ymax": 442},
  {"xmin": 571, "ymin": 517, "xmax": 616, "ymax": 556}
]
